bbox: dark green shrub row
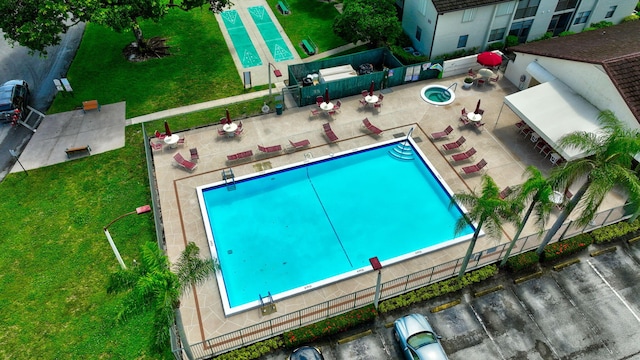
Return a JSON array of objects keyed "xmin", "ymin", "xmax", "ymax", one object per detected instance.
[
  {"xmin": 432, "ymin": 47, "xmax": 479, "ymax": 62},
  {"xmin": 486, "ymin": 41, "xmax": 504, "ymax": 51},
  {"xmin": 591, "ymin": 218, "xmax": 640, "ymax": 244},
  {"xmin": 283, "ymin": 304, "xmax": 378, "ymax": 348},
  {"xmin": 505, "ymin": 35, "xmax": 519, "ymax": 47},
  {"xmin": 542, "ymin": 233, "xmax": 593, "ymax": 262},
  {"xmin": 212, "ymin": 337, "xmax": 284, "ymax": 360},
  {"xmin": 377, "ymin": 265, "xmax": 498, "ymax": 313},
  {"xmin": 390, "ymin": 45, "xmax": 430, "ymax": 65},
  {"xmin": 622, "ymin": 14, "xmax": 639, "ymax": 22},
  {"xmin": 506, "ymin": 251, "xmax": 540, "ymax": 272}
]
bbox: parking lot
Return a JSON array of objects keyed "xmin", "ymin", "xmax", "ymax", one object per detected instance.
[{"xmin": 265, "ymin": 240, "xmax": 640, "ymax": 359}]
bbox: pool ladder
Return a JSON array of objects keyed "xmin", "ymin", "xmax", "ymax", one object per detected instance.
[
  {"xmin": 259, "ymin": 292, "xmax": 277, "ymax": 316},
  {"xmin": 222, "ymin": 168, "xmax": 236, "ymax": 190},
  {"xmin": 446, "ymin": 82, "xmax": 457, "ymax": 92},
  {"xmin": 389, "ymin": 128, "xmax": 415, "ymax": 160}
]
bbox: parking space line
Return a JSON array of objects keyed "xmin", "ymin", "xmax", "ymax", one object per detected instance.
[
  {"xmin": 587, "ymin": 259, "xmax": 640, "ymax": 324},
  {"xmin": 469, "ymin": 302, "xmax": 507, "ymax": 360}
]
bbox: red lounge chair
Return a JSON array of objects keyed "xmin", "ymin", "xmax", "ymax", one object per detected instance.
[
  {"xmin": 289, "ymin": 139, "xmax": 310, "ymax": 149},
  {"xmin": 499, "ymin": 186, "xmax": 512, "ymax": 199},
  {"xmin": 150, "ymin": 140, "xmax": 163, "ymax": 151},
  {"xmin": 442, "ymin": 136, "xmax": 466, "ymax": 151},
  {"xmin": 431, "ymin": 125, "xmax": 454, "ymax": 140},
  {"xmin": 173, "ymin": 153, "xmax": 197, "ymax": 172},
  {"xmin": 323, "ymin": 123, "xmax": 339, "ymax": 142},
  {"xmin": 258, "ymin": 144, "xmax": 282, "ymax": 153},
  {"xmin": 189, "ymin": 148, "xmax": 199, "ymax": 162},
  {"xmin": 226, "ymin": 154, "xmax": 238, "ymax": 161},
  {"xmin": 362, "ymin": 118, "xmax": 383, "ymax": 135},
  {"xmin": 451, "ymin": 147, "xmax": 476, "ymax": 162},
  {"xmin": 154, "ymin": 130, "xmax": 166, "ymax": 140},
  {"xmin": 462, "ymin": 159, "xmax": 487, "ymax": 175},
  {"xmin": 227, "ymin": 150, "xmax": 253, "ymax": 161}
]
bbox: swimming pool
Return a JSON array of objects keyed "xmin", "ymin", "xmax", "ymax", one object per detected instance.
[
  {"xmin": 248, "ymin": 6, "xmax": 294, "ymax": 62},
  {"xmin": 197, "ymin": 137, "xmax": 474, "ymax": 315},
  {"xmin": 220, "ymin": 10, "xmax": 262, "ymax": 68}
]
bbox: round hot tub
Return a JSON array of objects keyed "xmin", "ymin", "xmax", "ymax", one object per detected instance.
[{"xmin": 420, "ymin": 85, "xmax": 455, "ymax": 105}]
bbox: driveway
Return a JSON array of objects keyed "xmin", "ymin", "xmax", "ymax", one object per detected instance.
[{"xmin": 264, "ymin": 240, "xmax": 640, "ymax": 359}]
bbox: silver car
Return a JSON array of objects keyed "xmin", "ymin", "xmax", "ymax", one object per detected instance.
[{"xmin": 394, "ymin": 313, "xmax": 449, "ymax": 360}]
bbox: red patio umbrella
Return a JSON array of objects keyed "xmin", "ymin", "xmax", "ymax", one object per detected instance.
[
  {"xmin": 475, "ymin": 99, "xmax": 481, "ymax": 113},
  {"xmin": 477, "ymin": 51, "xmax": 502, "ymax": 67},
  {"xmin": 324, "ymin": 88, "xmax": 330, "ymax": 104},
  {"xmin": 225, "ymin": 108, "xmax": 232, "ymax": 123},
  {"xmin": 369, "ymin": 80, "xmax": 375, "ymax": 96},
  {"xmin": 164, "ymin": 120, "xmax": 172, "ymax": 136}
]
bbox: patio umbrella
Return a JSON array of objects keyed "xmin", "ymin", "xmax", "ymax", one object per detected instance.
[
  {"xmin": 369, "ymin": 80, "xmax": 375, "ymax": 96},
  {"xmin": 477, "ymin": 52, "xmax": 502, "ymax": 67},
  {"xmin": 225, "ymin": 108, "xmax": 231, "ymax": 123},
  {"xmin": 164, "ymin": 120, "xmax": 172, "ymax": 136},
  {"xmin": 324, "ymin": 88, "xmax": 330, "ymax": 104},
  {"xmin": 475, "ymin": 99, "xmax": 481, "ymax": 113}
]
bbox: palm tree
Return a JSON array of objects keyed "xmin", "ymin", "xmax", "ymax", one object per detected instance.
[
  {"xmin": 107, "ymin": 242, "xmax": 218, "ymax": 360},
  {"xmin": 500, "ymin": 166, "xmax": 555, "ymax": 266},
  {"xmin": 452, "ymin": 175, "xmax": 520, "ymax": 278},
  {"xmin": 535, "ymin": 110, "xmax": 640, "ymax": 256}
]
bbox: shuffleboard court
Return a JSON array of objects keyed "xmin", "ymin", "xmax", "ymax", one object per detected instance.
[{"xmin": 220, "ymin": 10, "xmax": 263, "ymax": 68}]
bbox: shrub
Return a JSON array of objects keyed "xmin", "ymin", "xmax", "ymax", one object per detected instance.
[
  {"xmin": 558, "ymin": 31, "xmax": 576, "ymax": 37},
  {"xmin": 506, "ymin": 251, "xmax": 539, "ymax": 272},
  {"xmin": 390, "ymin": 45, "xmax": 430, "ymax": 65},
  {"xmin": 378, "ymin": 265, "xmax": 498, "ymax": 313},
  {"xmin": 486, "ymin": 41, "xmax": 504, "ymax": 51},
  {"xmin": 622, "ymin": 14, "xmax": 640, "ymax": 22},
  {"xmin": 591, "ymin": 218, "xmax": 640, "ymax": 244},
  {"xmin": 542, "ymin": 233, "xmax": 592, "ymax": 262},
  {"xmin": 532, "ymin": 32, "xmax": 553, "ymax": 42},
  {"xmin": 505, "ymin": 35, "xmax": 519, "ymax": 47},
  {"xmin": 283, "ymin": 305, "xmax": 378, "ymax": 348},
  {"xmin": 212, "ymin": 337, "xmax": 284, "ymax": 360},
  {"xmin": 589, "ymin": 20, "xmax": 613, "ymax": 28}
]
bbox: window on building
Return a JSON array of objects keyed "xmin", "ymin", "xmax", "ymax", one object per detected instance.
[
  {"xmin": 489, "ymin": 28, "xmax": 506, "ymax": 42},
  {"xmin": 416, "ymin": 26, "xmax": 422, "ymax": 41},
  {"xmin": 605, "ymin": 5, "xmax": 616, "ymax": 18},
  {"xmin": 554, "ymin": 0, "xmax": 578, "ymax": 12},
  {"xmin": 419, "ymin": 0, "xmax": 427, "ymax": 16},
  {"xmin": 496, "ymin": 2, "xmax": 515, "ymax": 16},
  {"xmin": 509, "ymin": 20, "xmax": 534, "ymax": 43},
  {"xmin": 574, "ymin": 11, "xmax": 591, "ymax": 24},
  {"xmin": 457, "ymin": 35, "xmax": 469, "ymax": 48},
  {"xmin": 462, "ymin": 9, "xmax": 476, "ymax": 22},
  {"xmin": 514, "ymin": 0, "xmax": 540, "ymax": 19}
]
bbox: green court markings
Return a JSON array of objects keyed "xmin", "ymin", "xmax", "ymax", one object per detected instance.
[
  {"xmin": 221, "ymin": 10, "xmax": 263, "ymax": 68},
  {"xmin": 248, "ymin": 6, "xmax": 294, "ymax": 62}
]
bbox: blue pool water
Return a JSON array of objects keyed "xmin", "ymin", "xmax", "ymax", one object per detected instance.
[
  {"xmin": 220, "ymin": 10, "xmax": 262, "ymax": 68},
  {"xmin": 198, "ymin": 138, "xmax": 474, "ymax": 315},
  {"xmin": 248, "ymin": 6, "xmax": 294, "ymax": 62}
]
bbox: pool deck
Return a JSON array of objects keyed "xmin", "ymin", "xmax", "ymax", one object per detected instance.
[{"xmin": 152, "ymin": 73, "xmax": 626, "ymax": 351}]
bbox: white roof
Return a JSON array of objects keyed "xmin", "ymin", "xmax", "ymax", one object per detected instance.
[{"xmin": 504, "ymin": 79, "xmax": 601, "ymax": 161}]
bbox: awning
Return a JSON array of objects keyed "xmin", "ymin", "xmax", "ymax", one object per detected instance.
[
  {"xmin": 526, "ymin": 62, "xmax": 556, "ymax": 83},
  {"xmin": 504, "ymin": 79, "xmax": 601, "ymax": 161}
]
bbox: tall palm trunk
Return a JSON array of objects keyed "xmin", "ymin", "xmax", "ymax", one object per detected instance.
[
  {"xmin": 501, "ymin": 200, "xmax": 537, "ymax": 266},
  {"xmin": 132, "ymin": 21, "xmax": 146, "ymax": 50},
  {"xmin": 458, "ymin": 218, "xmax": 484, "ymax": 279},
  {"xmin": 535, "ymin": 181, "xmax": 590, "ymax": 256}
]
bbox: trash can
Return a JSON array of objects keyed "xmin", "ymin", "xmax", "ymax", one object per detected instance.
[{"xmin": 275, "ymin": 104, "xmax": 283, "ymax": 115}]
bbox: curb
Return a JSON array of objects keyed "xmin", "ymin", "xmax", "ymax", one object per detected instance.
[
  {"xmin": 590, "ymin": 246, "xmax": 617, "ymax": 257},
  {"xmin": 514, "ymin": 270, "xmax": 543, "ymax": 284},
  {"xmin": 337, "ymin": 329, "xmax": 372, "ymax": 344},
  {"xmin": 629, "ymin": 236, "xmax": 640, "ymax": 244},
  {"xmin": 431, "ymin": 299, "xmax": 461, "ymax": 313},
  {"xmin": 553, "ymin": 258, "xmax": 580, "ymax": 271},
  {"xmin": 474, "ymin": 285, "xmax": 504, "ymax": 297}
]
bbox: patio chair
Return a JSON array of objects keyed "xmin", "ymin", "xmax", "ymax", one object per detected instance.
[
  {"xmin": 451, "ymin": 147, "xmax": 476, "ymax": 162},
  {"xmin": 476, "ymin": 78, "xmax": 486, "ymax": 87},
  {"xmin": 373, "ymin": 102, "xmax": 382, "ymax": 111},
  {"xmin": 237, "ymin": 121, "xmax": 243, "ymax": 129},
  {"xmin": 154, "ymin": 130, "xmax": 166, "ymax": 140},
  {"xmin": 499, "ymin": 186, "xmax": 513, "ymax": 199},
  {"xmin": 359, "ymin": 98, "xmax": 367, "ymax": 107},
  {"xmin": 316, "ymin": 96, "xmax": 324, "ymax": 106},
  {"xmin": 474, "ymin": 121, "xmax": 485, "ymax": 130},
  {"xmin": 442, "ymin": 136, "xmax": 466, "ymax": 151},
  {"xmin": 362, "ymin": 118, "xmax": 383, "ymax": 136},
  {"xmin": 377, "ymin": 94, "xmax": 384, "ymax": 101},
  {"xmin": 520, "ymin": 126, "xmax": 533, "ymax": 138},
  {"xmin": 218, "ymin": 128, "xmax": 226, "ymax": 136},
  {"xmin": 515, "ymin": 120, "xmax": 527, "ymax": 129},
  {"xmin": 477, "ymin": 109, "xmax": 485, "ymax": 115},
  {"xmin": 150, "ymin": 140, "xmax": 163, "ymax": 151},
  {"xmin": 189, "ymin": 148, "xmax": 199, "ymax": 162},
  {"xmin": 177, "ymin": 137, "xmax": 185, "ymax": 146},
  {"xmin": 323, "ymin": 123, "xmax": 339, "ymax": 142},
  {"xmin": 328, "ymin": 110, "xmax": 338, "ymax": 117},
  {"xmin": 173, "ymin": 153, "xmax": 197, "ymax": 172},
  {"xmin": 431, "ymin": 125, "xmax": 454, "ymax": 140},
  {"xmin": 361, "ymin": 90, "xmax": 368, "ymax": 97},
  {"xmin": 235, "ymin": 127, "xmax": 244, "ymax": 136},
  {"xmin": 468, "ymin": 68, "xmax": 476, "ymax": 77},
  {"xmin": 461, "ymin": 159, "xmax": 487, "ymax": 175},
  {"xmin": 540, "ymin": 144, "xmax": 553, "ymax": 158},
  {"xmin": 289, "ymin": 139, "xmax": 310, "ymax": 149},
  {"xmin": 534, "ymin": 139, "xmax": 547, "ymax": 152},
  {"xmin": 220, "ymin": 117, "xmax": 229, "ymax": 125},
  {"xmin": 489, "ymin": 74, "xmax": 500, "ymax": 83},
  {"xmin": 334, "ymin": 100, "xmax": 342, "ymax": 111},
  {"xmin": 310, "ymin": 108, "xmax": 320, "ymax": 117}
]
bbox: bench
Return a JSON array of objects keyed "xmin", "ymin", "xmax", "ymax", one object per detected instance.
[
  {"xmin": 277, "ymin": 1, "xmax": 289, "ymax": 14},
  {"xmin": 82, "ymin": 100, "xmax": 101, "ymax": 113},
  {"xmin": 301, "ymin": 39, "xmax": 315, "ymax": 55},
  {"xmin": 65, "ymin": 145, "xmax": 91, "ymax": 158}
]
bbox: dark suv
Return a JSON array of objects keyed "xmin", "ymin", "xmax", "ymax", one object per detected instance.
[{"xmin": 0, "ymin": 80, "xmax": 29, "ymax": 122}]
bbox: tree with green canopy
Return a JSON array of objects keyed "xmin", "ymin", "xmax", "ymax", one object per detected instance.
[
  {"xmin": 535, "ymin": 110, "xmax": 640, "ymax": 256},
  {"xmin": 107, "ymin": 241, "xmax": 218, "ymax": 359},
  {"xmin": 0, "ymin": 0, "xmax": 233, "ymax": 55},
  {"xmin": 452, "ymin": 175, "xmax": 520, "ymax": 278},
  {"xmin": 333, "ymin": 0, "xmax": 402, "ymax": 48},
  {"xmin": 500, "ymin": 166, "xmax": 554, "ymax": 266}
]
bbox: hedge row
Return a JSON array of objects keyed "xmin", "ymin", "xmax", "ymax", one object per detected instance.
[
  {"xmin": 591, "ymin": 218, "xmax": 640, "ymax": 244},
  {"xmin": 212, "ymin": 337, "xmax": 283, "ymax": 360}
]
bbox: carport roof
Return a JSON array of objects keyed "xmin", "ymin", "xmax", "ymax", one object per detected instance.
[{"xmin": 504, "ymin": 79, "xmax": 601, "ymax": 161}]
